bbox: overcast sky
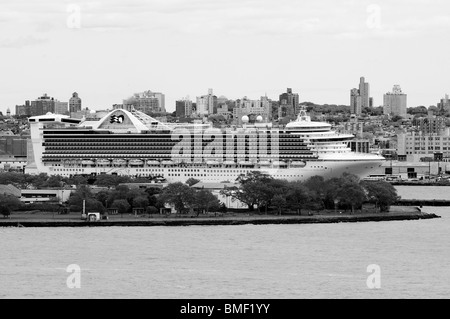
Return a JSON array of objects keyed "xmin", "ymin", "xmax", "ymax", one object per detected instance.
[{"xmin": 1, "ymin": 0, "xmax": 449, "ymax": 114}]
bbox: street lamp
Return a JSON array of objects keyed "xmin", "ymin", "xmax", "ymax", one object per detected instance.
[{"xmin": 334, "ymin": 199, "xmax": 339, "ymax": 214}]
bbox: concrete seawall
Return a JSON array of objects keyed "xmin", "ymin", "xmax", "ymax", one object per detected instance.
[
  {"xmin": 396, "ymin": 200, "xmax": 450, "ymax": 206},
  {"xmin": 0, "ymin": 212, "xmax": 440, "ymax": 228}
]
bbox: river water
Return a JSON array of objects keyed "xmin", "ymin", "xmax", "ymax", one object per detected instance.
[
  {"xmin": 395, "ymin": 185, "xmax": 450, "ymax": 200},
  {"xmin": 0, "ymin": 187, "xmax": 449, "ymax": 299}
]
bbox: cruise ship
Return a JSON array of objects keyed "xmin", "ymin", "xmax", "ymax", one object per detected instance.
[{"xmin": 25, "ymin": 108, "xmax": 385, "ymax": 183}]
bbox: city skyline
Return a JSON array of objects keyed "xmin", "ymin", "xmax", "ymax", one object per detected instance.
[{"xmin": 1, "ymin": 0, "xmax": 450, "ymax": 115}]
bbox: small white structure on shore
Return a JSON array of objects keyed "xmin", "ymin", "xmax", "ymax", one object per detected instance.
[{"xmin": 191, "ymin": 182, "xmax": 248, "ymax": 209}]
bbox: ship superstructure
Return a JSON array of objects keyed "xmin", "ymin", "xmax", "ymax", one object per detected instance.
[{"xmin": 26, "ymin": 108, "xmax": 385, "ymax": 183}]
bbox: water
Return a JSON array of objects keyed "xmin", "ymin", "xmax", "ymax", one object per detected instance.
[
  {"xmin": 1, "ymin": 211, "xmax": 449, "ymax": 299},
  {"xmin": 395, "ymin": 185, "xmax": 450, "ymax": 201},
  {"xmin": 1, "ymin": 189, "xmax": 450, "ymax": 299}
]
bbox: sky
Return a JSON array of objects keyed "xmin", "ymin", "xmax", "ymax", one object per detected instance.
[{"xmin": 1, "ymin": 0, "xmax": 449, "ymax": 115}]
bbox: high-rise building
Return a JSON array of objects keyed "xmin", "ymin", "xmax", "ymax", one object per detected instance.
[
  {"xmin": 176, "ymin": 97, "xmax": 193, "ymax": 118},
  {"xmin": 196, "ymin": 89, "xmax": 218, "ymax": 116},
  {"xmin": 54, "ymin": 101, "xmax": 69, "ymax": 115},
  {"xmin": 350, "ymin": 88, "xmax": 362, "ymax": 115},
  {"xmin": 279, "ymin": 88, "xmax": 299, "ymax": 118},
  {"xmin": 124, "ymin": 90, "xmax": 166, "ymax": 115},
  {"xmin": 69, "ymin": 92, "xmax": 82, "ymax": 114},
  {"xmin": 383, "ymin": 85, "xmax": 407, "ymax": 117},
  {"xmin": 30, "ymin": 94, "xmax": 55, "ymax": 116},
  {"xmin": 153, "ymin": 92, "xmax": 166, "ymax": 113},
  {"xmin": 350, "ymin": 77, "xmax": 371, "ymax": 115},
  {"xmin": 15, "ymin": 101, "xmax": 31, "ymax": 116},
  {"xmin": 233, "ymin": 95, "xmax": 272, "ymax": 124},
  {"xmin": 438, "ymin": 94, "xmax": 450, "ymax": 112},
  {"xmin": 359, "ymin": 77, "xmax": 370, "ymax": 109}
]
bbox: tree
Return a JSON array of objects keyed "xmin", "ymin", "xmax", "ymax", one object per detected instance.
[
  {"xmin": 144, "ymin": 187, "xmax": 162, "ymax": 207},
  {"xmin": 67, "ymin": 185, "xmax": 105, "ymax": 213},
  {"xmin": 219, "ymin": 203, "xmax": 228, "ymax": 214},
  {"xmin": 0, "ymin": 194, "xmax": 22, "ymax": 212},
  {"xmin": 259, "ymin": 179, "xmax": 289, "ymax": 213},
  {"xmin": 363, "ymin": 124, "xmax": 378, "ymax": 133},
  {"xmin": 0, "ymin": 206, "xmax": 11, "ymax": 218},
  {"xmin": 286, "ymin": 182, "xmax": 310, "ymax": 215},
  {"xmin": 64, "ymin": 175, "xmax": 89, "ymax": 186},
  {"xmin": 106, "ymin": 185, "xmax": 130, "ymax": 207},
  {"xmin": 94, "ymin": 175, "xmax": 131, "ymax": 188},
  {"xmin": 221, "ymin": 184, "xmax": 256, "ymax": 211},
  {"xmin": 111, "ymin": 199, "xmax": 131, "ymax": 216},
  {"xmin": 146, "ymin": 206, "xmax": 159, "ymax": 215},
  {"xmin": 126, "ymin": 188, "xmax": 148, "ymax": 206},
  {"xmin": 221, "ymin": 171, "xmax": 275, "ymax": 211},
  {"xmin": 85, "ymin": 199, "xmax": 106, "ymax": 213},
  {"xmin": 158, "ymin": 182, "xmax": 196, "ymax": 213},
  {"xmin": 304, "ymin": 176, "xmax": 326, "ymax": 209},
  {"xmin": 362, "ymin": 181, "xmax": 399, "ymax": 212},
  {"xmin": 319, "ymin": 173, "xmax": 365, "ymax": 212},
  {"xmin": 192, "ymin": 190, "xmax": 221, "ymax": 216},
  {"xmin": 236, "ymin": 171, "xmax": 273, "ymax": 185},
  {"xmin": 133, "ymin": 196, "xmax": 149, "ymax": 209},
  {"xmin": 95, "ymin": 190, "xmax": 110, "ymax": 208},
  {"xmin": 43, "ymin": 175, "xmax": 64, "ymax": 188},
  {"xmin": 31, "ymin": 173, "xmax": 51, "ymax": 189},
  {"xmin": 428, "ymin": 105, "xmax": 439, "ymax": 114},
  {"xmin": 336, "ymin": 181, "xmax": 366, "ymax": 214},
  {"xmin": 272, "ymin": 194, "xmax": 287, "ymax": 215},
  {"xmin": 391, "ymin": 115, "xmax": 403, "ymax": 123}
]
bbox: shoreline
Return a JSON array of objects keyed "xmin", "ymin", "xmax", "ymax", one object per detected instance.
[{"xmin": 0, "ymin": 211, "xmax": 441, "ymax": 228}]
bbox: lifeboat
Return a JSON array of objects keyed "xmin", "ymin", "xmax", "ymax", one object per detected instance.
[
  {"xmin": 206, "ymin": 160, "xmax": 220, "ymax": 166},
  {"xmin": 112, "ymin": 159, "xmax": 127, "ymax": 166},
  {"xmin": 97, "ymin": 159, "xmax": 111, "ymax": 166},
  {"xmin": 129, "ymin": 159, "xmax": 144, "ymax": 166},
  {"xmin": 81, "ymin": 160, "xmax": 95, "ymax": 166},
  {"xmin": 259, "ymin": 161, "xmax": 271, "ymax": 167},
  {"xmin": 147, "ymin": 160, "xmax": 161, "ymax": 166},
  {"xmin": 273, "ymin": 161, "xmax": 287, "ymax": 166},
  {"xmin": 291, "ymin": 161, "xmax": 307, "ymax": 167},
  {"xmin": 239, "ymin": 161, "xmax": 254, "ymax": 166},
  {"xmin": 161, "ymin": 160, "xmax": 175, "ymax": 166}
]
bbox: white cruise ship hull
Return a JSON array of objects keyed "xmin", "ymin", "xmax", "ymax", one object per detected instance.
[{"xmin": 27, "ymin": 158, "xmax": 384, "ymax": 183}]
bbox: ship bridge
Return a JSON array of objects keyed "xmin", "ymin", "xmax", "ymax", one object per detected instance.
[
  {"xmin": 28, "ymin": 113, "xmax": 82, "ymax": 125},
  {"xmin": 285, "ymin": 109, "xmax": 332, "ymax": 133}
]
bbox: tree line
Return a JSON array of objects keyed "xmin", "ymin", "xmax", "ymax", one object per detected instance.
[
  {"xmin": 65, "ymin": 179, "xmax": 222, "ymax": 216},
  {"xmin": 1, "ymin": 172, "xmax": 399, "ymax": 218},
  {"xmin": 220, "ymin": 171, "xmax": 399, "ymax": 214}
]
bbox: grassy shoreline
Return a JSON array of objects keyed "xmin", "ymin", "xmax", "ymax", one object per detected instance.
[{"xmin": 0, "ymin": 207, "xmax": 441, "ymax": 228}]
